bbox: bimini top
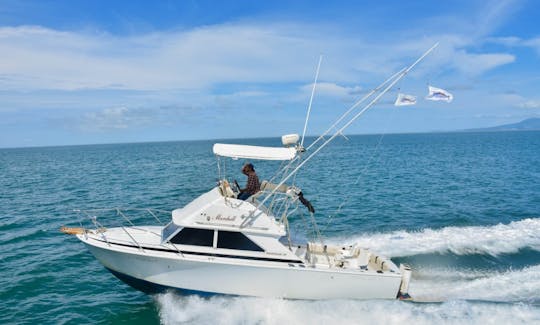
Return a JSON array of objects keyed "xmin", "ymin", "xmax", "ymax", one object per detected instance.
[{"xmin": 213, "ymin": 143, "xmax": 297, "ymax": 161}]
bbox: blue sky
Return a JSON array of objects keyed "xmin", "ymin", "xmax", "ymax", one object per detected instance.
[{"xmin": 1, "ymin": 0, "xmax": 540, "ymax": 148}]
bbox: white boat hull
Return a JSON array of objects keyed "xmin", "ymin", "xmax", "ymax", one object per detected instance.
[{"xmin": 81, "ymin": 236, "xmax": 402, "ymax": 300}]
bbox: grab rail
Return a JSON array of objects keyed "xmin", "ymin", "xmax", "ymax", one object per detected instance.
[{"xmin": 72, "ymin": 208, "xmax": 184, "ymax": 256}]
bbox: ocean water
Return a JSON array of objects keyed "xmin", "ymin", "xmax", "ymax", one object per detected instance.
[{"xmin": 1, "ymin": 131, "xmax": 539, "ymax": 324}]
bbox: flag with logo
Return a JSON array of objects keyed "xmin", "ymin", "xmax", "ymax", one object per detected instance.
[
  {"xmin": 394, "ymin": 93, "xmax": 417, "ymax": 106},
  {"xmin": 426, "ymin": 86, "xmax": 453, "ymax": 102}
]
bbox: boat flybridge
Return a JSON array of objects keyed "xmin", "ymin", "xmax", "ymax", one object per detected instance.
[{"xmin": 62, "ymin": 43, "xmax": 440, "ymax": 300}]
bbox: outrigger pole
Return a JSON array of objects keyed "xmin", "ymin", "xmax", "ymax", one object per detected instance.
[
  {"xmin": 270, "ymin": 66, "xmax": 406, "ymax": 183},
  {"xmin": 301, "ymin": 55, "xmax": 323, "ymax": 148},
  {"xmin": 255, "ymin": 42, "xmax": 439, "ymax": 211},
  {"xmin": 305, "ymin": 67, "xmax": 406, "ymax": 151}
]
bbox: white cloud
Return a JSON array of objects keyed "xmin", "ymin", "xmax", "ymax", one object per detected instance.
[
  {"xmin": 485, "ymin": 36, "xmax": 522, "ymax": 46},
  {"xmin": 403, "ymin": 36, "xmax": 516, "ymax": 77},
  {"xmin": 453, "ymin": 51, "xmax": 515, "ymax": 76},
  {"xmin": 0, "ymin": 24, "xmax": 333, "ymax": 91},
  {"xmin": 484, "ymin": 35, "xmax": 540, "ymax": 56},
  {"xmin": 80, "ymin": 105, "xmax": 200, "ymax": 131},
  {"xmin": 499, "ymin": 93, "xmax": 524, "ymax": 103},
  {"xmin": 518, "ymin": 100, "xmax": 540, "ymax": 109},
  {"xmin": 300, "ymin": 82, "xmax": 362, "ymax": 97},
  {"xmin": 215, "ymin": 90, "xmax": 268, "ymax": 99},
  {"xmin": 82, "ymin": 106, "xmax": 141, "ymax": 130},
  {"xmin": 471, "ymin": 0, "xmax": 522, "ymax": 38},
  {"xmin": 496, "ymin": 93, "xmax": 540, "ymax": 109},
  {"xmin": 212, "ymin": 90, "xmax": 270, "ymax": 109},
  {"xmin": 0, "ymin": 24, "xmax": 518, "ymax": 92},
  {"xmin": 523, "ymin": 37, "xmax": 540, "ymax": 55}
]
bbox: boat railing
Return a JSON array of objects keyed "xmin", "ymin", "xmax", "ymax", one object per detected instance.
[
  {"xmin": 72, "ymin": 208, "xmax": 183, "ymax": 255},
  {"xmin": 262, "ymin": 194, "xmax": 298, "ymax": 226}
]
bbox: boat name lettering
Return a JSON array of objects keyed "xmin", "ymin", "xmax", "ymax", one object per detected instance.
[{"xmin": 215, "ymin": 215, "xmax": 236, "ymax": 222}]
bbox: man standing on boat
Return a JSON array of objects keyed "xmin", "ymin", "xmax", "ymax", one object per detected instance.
[{"xmin": 238, "ymin": 163, "xmax": 260, "ymax": 200}]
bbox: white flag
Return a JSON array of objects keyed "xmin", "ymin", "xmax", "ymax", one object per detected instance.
[
  {"xmin": 426, "ymin": 85, "xmax": 453, "ymax": 102},
  {"xmin": 394, "ymin": 93, "xmax": 417, "ymax": 106}
]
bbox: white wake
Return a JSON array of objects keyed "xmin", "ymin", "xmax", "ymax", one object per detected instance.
[
  {"xmin": 156, "ymin": 290, "xmax": 540, "ymax": 325},
  {"xmin": 329, "ymin": 218, "xmax": 540, "ymax": 257},
  {"xmin": 410, "ymin": 265, "xmax": 540, "ymax": 303}
]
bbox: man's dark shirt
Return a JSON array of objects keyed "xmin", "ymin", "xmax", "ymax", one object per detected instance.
[{"xmin": 245, "ymin": 171, "xmax": 260, "ymax": 195}]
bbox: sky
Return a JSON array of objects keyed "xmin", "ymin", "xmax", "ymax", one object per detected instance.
[{"xmin": 1, "ymin": 0, "xmax": 540, "ymax": 148}]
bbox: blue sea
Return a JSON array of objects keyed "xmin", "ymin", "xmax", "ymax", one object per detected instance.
[{"xmin": 1, "ymin": 131, "xmax": 539, "ymax": 324}]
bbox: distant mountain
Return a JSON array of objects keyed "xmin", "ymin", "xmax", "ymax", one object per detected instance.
[{"xmin": 467, "ymin": 118, "xmax": 540, "ymax": 132}]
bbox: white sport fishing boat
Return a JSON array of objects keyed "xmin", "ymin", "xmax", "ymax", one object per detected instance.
[{"xmin": 62, "ymin": 43, "xmax": 439, "ymax": 300}]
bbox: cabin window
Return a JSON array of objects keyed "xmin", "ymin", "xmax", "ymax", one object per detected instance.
[
  {"xmin": 170, "ymin": 227, "xmax": 214, "ymax": 246},
  {"xmin": 217, "ymin": 231, "xmax": 264, "ymax": 252}
]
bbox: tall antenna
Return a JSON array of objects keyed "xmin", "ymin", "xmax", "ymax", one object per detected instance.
[{"xmin": 301, "ymin": 55, "xmax": 323, "ymax": 147}]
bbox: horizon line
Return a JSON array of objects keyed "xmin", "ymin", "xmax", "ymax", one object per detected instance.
[{"xmin": 2, "ymin": 128, "xmax": 539, "ymax": 150}]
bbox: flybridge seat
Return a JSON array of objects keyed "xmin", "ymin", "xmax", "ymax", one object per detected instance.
[
  {"xmin": 260, "ymin": 180, "xmax": 288, "ymax": 193},
  {"xmin": 217, "ymin": 179, "xmax": 293, "ymax": 201},
  {"xmin": 246, "ymin": 180, "xmax": 293, "ymax": 203},
  {"xmin": 218, "ymin": 180, "xmax": 236, "ymax": 198}
]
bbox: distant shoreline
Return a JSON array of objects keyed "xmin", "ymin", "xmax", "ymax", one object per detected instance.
[{"xmin": 463, "ymin": 117, "xmax": 540, "ymax": 132}]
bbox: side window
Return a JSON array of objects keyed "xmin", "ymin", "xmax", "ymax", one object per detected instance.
[
  {"xmin": 217, "ymin": 231, "xmax": 264, "ymax": 252},
  {"xmin": 170, "ymin": 227, "xmax": 214, "ymax": 246}
]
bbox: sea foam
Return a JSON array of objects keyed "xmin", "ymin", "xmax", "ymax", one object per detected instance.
[
  {"xmin": 156, "ymin": 291, "xmax": 540, "ymax": 325},
  {"xmin": 329, "ymin": 218, "xmax": 540, "ymax": 257},
  {"xmin": 410, "ymin": 265, "xmax": 540, "ymax": 303}
]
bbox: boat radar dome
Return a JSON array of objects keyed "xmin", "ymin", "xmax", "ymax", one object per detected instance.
[{"xmin": 281, "ymin": 134, "xmax": 300, "ymax": 147}]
